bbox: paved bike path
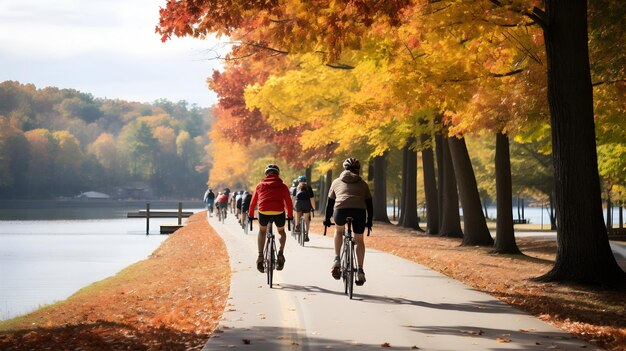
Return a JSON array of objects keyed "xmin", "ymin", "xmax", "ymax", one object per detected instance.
[{"xmin": 203, "ymin": 214, "xmax": 591, "ymax": 350}]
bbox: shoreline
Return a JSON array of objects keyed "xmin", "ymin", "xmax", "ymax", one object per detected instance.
[
  {"xmin": 0, "ymin": 218, "xmax": 169, "ymax": 321},
  {"xmin": 0, "ymin": 212, "xmax": 230, "ymax": 350}
]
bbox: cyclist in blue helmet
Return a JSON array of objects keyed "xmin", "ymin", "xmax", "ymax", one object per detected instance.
[{"xmin": 292, "ymin": 175, "xmax": 316, "ymax": 242}]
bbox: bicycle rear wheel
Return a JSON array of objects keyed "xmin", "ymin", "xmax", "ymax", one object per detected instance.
[
  {"xmin": 267, "ymin": 240, "xmax": 274, "ymax": 288},
  {"xmin": 347, "ymin": 242, "xmax": 355, "ymax": 299},
  {"xmin": 301, "ymin": 219, "xmax": 307, "ymax": 246},
  {"xmin": 342, "ymin": 242, "xmax": 350, "ymax": 295}
]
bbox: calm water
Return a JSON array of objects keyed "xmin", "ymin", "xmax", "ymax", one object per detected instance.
[
  {"xmin": 395, "ymin": 205, "xmax": 624, "ymax": 227},
  {"xmin": 0, "ymin": 200, "xmax": 203, "ymax": 321}
]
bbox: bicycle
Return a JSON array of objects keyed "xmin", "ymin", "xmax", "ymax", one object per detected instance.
[{"xmin": 324, "ymin": 217, "xmax": 370, "ymax": 299}]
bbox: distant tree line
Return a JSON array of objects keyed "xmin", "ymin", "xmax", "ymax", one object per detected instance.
[{"xmin": 0, "ymin": 81, "xmax": 213, "ymax": 199}]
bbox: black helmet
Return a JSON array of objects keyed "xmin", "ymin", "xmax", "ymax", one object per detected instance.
[
  {"xmin": 264, "ymin": 164, "xmax": 280, "ymax": 175},
  {"xmin": 343, "ymin": 157, "xmax": 360, "ymax": 172}
]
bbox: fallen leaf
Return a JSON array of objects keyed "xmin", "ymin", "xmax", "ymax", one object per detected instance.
[
  {"xmin": 242, "ymin": 339, "xmax": 251, "ymax": 344},
  {"xmin": 462, "ymin": 329, "xmax": 484, "ymax": 336},
  {"xmin": 381, "ymin": 342, "xmax": 391, "ymax": 347},
  {"xmin": 496, "ymin": 338, "xmax": 512, "ymax": 343}
]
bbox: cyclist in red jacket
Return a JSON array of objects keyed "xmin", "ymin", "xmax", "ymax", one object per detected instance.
[{"xmin": 248, "ymin": 164, "xmax": 294, "ymax": 272}]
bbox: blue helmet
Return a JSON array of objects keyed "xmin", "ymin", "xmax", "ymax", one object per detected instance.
[{"xmin": 298, "ymin": 175, "xmax": 307, "ymax": 182}]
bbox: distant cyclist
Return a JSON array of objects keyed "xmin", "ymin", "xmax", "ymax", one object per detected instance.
[
  {"xmin": 216, "ymin": 191, "xmax": 228, "ymax": 218},
  {"xmin": 203, "ymin": 187, "xmax": 215, "ymax": 217},
  {"xmin": 241, "ymin": 190, "xmax": 253, "ymax": 224},
  {"xmin": 248, "ymin": 164, "xmax": 294, "ymax": 272},
  {"xmin": 292, "ymin": 176, "xmax": 315, "ymax": 242},
  {"xmin": 323, "ymin": 157, "xmax": 373, "ymax": 286}
]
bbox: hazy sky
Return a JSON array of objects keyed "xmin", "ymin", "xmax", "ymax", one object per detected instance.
[{"xmin": 0, "ymin": 0, "xmax": 228, "ymax": 107}]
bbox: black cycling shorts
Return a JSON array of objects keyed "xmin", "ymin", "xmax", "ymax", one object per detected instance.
[
  {"xmin": 294, "ymin": 200, "xmax": 312, "ymax": 213},
  {"xmin": 258, "ymin": 212, "xmax": 286, "ymax": 228},
  {"xmin": 333, "ymin": 208, "xmax": 367, "ymax": 234}
]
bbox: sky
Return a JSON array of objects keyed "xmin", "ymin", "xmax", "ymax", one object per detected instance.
[{"xmin": 0, "ymin": 0, "xmax": 229, "ymax": 108}]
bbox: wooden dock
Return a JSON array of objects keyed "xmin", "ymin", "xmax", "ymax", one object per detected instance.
[
  {"xmin": 127, "ymin": 202, "xmax": 193, "ymax": 234},
  {"xmin": 127, "ymin": 210, "xmax": 193, "ymax": 218}
]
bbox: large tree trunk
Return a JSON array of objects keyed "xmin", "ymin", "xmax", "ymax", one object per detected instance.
[
  {"xmin": 493, "ymin": 132, "xmax": 521, "ymax": 254},
  {"xmin": 372, "ymin": 153, "xmax": 391, "ymax": 223},
  {"xmin": 439, "ymin": 137, "xmax": 463, "ymax": 238},
  {"xmin": 448, "ymin": 137, "xmax": 494, "ymax": 246},
  {"xmin": 537, "ymin": 0, "xmax": 625, "ymax": 286},
  {"xmin": 399, "ymin": 138, "xmax": 423, "ymax": 230},
  {"xmin": 421, "ymin": 134, "xmax": 439, "ymax": 234}
]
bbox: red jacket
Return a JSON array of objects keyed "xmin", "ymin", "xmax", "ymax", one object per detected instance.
[
  {"xmin": 216, "ymin": 194, "xmax": 228, "ymax": 203},
  {"xmin": 249, "ymin": 174, "xmax": 294, "ymax": 218}
]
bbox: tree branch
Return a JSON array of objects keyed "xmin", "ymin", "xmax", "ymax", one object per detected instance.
[
  {"xmin": 592, "ymin": 78, "xmax": 626, "ymax": 87},
  {"xmin": 488, "ymin": 0, "xmax": 547, "ymax": 30},
  {"xmin": 325, "ymin": 63, "xmax": 355, "ymax": 70},
  {"xmin": 491, "ymin": 69, "xmax": 524, "ymax": 77},
  {"xmin": 242, "ymin": 41, "xmax": 289, "ymax": 55}
]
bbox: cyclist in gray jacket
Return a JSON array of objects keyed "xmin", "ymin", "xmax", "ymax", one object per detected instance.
[{"xmin": 323, "ymin": 157, "xmax": 373, "ymax": 286}]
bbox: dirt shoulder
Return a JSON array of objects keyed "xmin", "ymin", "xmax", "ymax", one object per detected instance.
[
  {"xmin": 309, "ymin": 220, "xmax": 625, "ymax": 351},
  {"xmin": 0, "ymin": 212, "xmax": 229, "ymax": 351}
]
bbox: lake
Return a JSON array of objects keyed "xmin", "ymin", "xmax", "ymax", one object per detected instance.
[{"xmin": 0, "ymin": 200, "xmax": 203, "ymax": 321}]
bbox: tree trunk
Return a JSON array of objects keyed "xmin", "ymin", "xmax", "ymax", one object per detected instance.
[
  {"xmin": 319, "ymin": 170, "xmax": 332, "ymax": 216},
  {"xmin": 399, "ymin": 138, "xmax": 423, "ymax": 230},
  {"xmin": 619, "ymin": 200, "xmax": 624, "ymax": 229},
  {"xmin": 305, "ymin": 167, "xmax": 312, "ymax": 185},
  {"xmin": 483, "ymin": 202, "xmax": 489, "ymax": 219},
  {"xmin": 439, "ymin": 137, "xmax": 463, "ymax": 238},
  {"xmin": 537, "ymin": 0, "xmax": 625, "ymax": 286},
  {"xmin": 549, "ymin": 192, "xmax": 557, "ymax": 230},
  {"xmin": 493, "ymin": 132, "xmax": 520, "ymax": 254},
  {"xmin": 372, "ymin": 153, "xmax": 391, "ymax": 223},
  {"xmin": 398, "ymin": 143, "xmax": 408, "ymax": 225},
  {"xmin": 435, "ymin": 132, "xmax": 446, "ymax": 233},
  {"xmin": 606, "ymin": 190, "xmax": 612, "ymax": 229},
  {"xmin": 448, "ymin": 137, "xmax": 494, "ymax": 246},
  {"xmin": 421, "ymin": 134, "xmax": 439, "ymax": 234}
]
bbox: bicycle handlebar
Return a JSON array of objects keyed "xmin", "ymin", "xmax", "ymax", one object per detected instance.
[
  {"xmin": 323, "ymin": 221, "xmax": 335, "ymax": 236},
  {"xmin": 322, "ymin": 222, "xmax": 371, "ymax": 236}
]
